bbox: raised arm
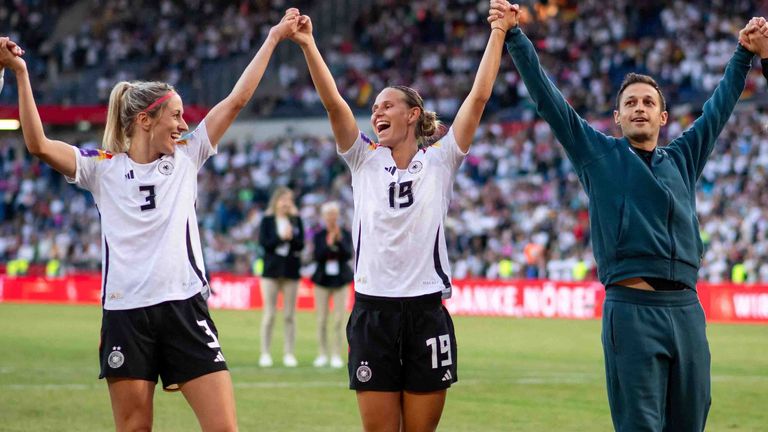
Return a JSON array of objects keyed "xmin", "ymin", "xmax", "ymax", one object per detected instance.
[
  {"xmin": 491, "ymin": 1, "xmax": 608, "ymax": 169},
  {"xmin": 203, "ymin": 10, "xmax": 299, "ymax": 148},
  {"xmin": 0, "ymin": 39, "xmax": 76, "ymax": 178},
  {"xmin": 450, "ymin": 2, "xmax": 514, "ymax": 152},
  {"xmin": 668, "ymin": 21, "xmax": 755, "ymax": 180},
  {"xmin": 290, "ymin": 15, "xmax": 358, "ymax": 152}
]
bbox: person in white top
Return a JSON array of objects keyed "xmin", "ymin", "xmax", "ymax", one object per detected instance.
[
  {"xmin": 287, "ymin": 5, "xmax": 516, "ymax": 431},
  {"xmin": 0, "ymin": 11, "xmax": 301, "ymax": 432}
]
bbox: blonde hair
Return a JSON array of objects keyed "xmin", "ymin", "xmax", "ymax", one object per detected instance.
[
  {"xmin": 320, "ymin": 201, "xmax": 340, "ymax": 216},
  {"xmin": 388, "ymin": 85, "xmax": 441, "ymax": 147},
  {"xmin": 266, "ymin": 186, "xmax": 296, "ymax": 216},
  {"xmin": 102, "ymin": 81, "xmax": 176, "ymax": 153}
]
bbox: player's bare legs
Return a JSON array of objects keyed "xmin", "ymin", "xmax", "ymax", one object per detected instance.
[
  {"xmin": 107, "ymin": 378, "xmax": 155, "ymax": 432},
  {"xmin": 402, "ymin": 390, "xmax": 446, "ymax": 432},
  {"xmin": 179, "ymin": 370, "xmax": 238, "ymax": 432},
  {"xmin": 357, "ymin": 391, "xmax": 401, "ymax": 432},
  {"xmin": 357, "ymin": 390, "xmax": 446, "ymax": 432}
]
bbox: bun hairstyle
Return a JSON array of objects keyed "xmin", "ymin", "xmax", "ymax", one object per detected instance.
[
  {"xmin": 102, "ymin": 81, "xmax": 176, "ymax": 153},
  {"xmin": 388, "ymin": 85, "xmax": 443, "ymax": 147}
]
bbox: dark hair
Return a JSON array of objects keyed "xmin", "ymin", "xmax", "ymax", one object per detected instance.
[
  {"xmin": 387, "ymin": 85, "xmax": 441, "ymax": 147},
  {"xmin": 615, "ymin": 73, "xmax": 666, "ymax": 112}
]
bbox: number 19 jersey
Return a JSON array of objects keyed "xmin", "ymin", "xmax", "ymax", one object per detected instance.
[
  {"xmin": 339, "ymin": 128, "xmax": 466, "ymax": 298},
  {"xmin": 67, "ymin": 121, "xmax": 215, "ymax": 310}
]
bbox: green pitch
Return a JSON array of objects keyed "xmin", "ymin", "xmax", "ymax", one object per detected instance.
[{"xmin": 0, "ymin": 303, "xmax": 766, "ymax": 431}]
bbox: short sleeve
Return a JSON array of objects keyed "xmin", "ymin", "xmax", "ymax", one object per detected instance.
[
  {"xmin": 432, "ymin": 127, "xmax": 467, "ymax": 174},
  {"xmin": 174, "ymin": 120, "xmax": 216, "ymax": 170},
  {"xmin": 65, "ymin": 146, "xmax": 110, "ymax": 195},
  {"xmin": 338, "ymin": 131, "xmax": 378, "ymax": 173}
]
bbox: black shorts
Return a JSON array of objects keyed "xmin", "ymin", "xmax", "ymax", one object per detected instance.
[
  {"xmin": 347, "ymin": 291, "xmax": 458, "ymax": 392},
  {"xmin": 99, "ymin": 293, "xmax": 228, "ymax": 391}
]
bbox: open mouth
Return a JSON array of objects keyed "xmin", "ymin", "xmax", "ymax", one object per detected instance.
[
  {"xmin": 376, "ymin": 121, "xmax": 391, "ymax": 133},
  {"xmin": 631, "ymin": 118, "xmax": 648, "ymax": 124}
]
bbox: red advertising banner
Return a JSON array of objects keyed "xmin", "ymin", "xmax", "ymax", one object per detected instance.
[
  {"xmin": 445, "ymin": 279, "xmax": 605, "ymax": 319},
  {"xmin": 1, "ymin": 274, "xmax": 767, "ymax": 324}
]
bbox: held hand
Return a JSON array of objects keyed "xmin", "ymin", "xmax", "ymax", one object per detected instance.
[
  {"xmin": 4, "ymin": 38, "xmax": 24, "ymax": 56},
  {"xmin": 281, "ymin": 226, "xmax": 294, "ymax": 241},
  {"xmin": 488, "ymin": 0, "xmax": 520, "ymax": 31},
  {"xmin": 0, "ymin": 38, "xmax": 26, "ymax": 72},
  {"xmin": 269, "ymin": 8, "xmax": 300, "ymax": 42},
  {"xmin": 738, "ymin": 17, "xmax": 768, "ymax": 56},
  {"xmin": 750, "ymin": 30, "xmax": 768, "ymax": 59},
  {"xmin": 289, "ymin": 15, "xmax": 314, "ymax": 47}
]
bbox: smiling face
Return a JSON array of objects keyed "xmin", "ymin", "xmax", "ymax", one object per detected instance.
[
  {"xmin": 146, "ymin": 93, "xmax": 188, "ymax": 156},
  {"xmin": 370, "ymin": 87, "xmax": 420, "ymax": 149},
  {"xmin": 614, "ymin": 83, "xmax": 668, "ymax": 147}
]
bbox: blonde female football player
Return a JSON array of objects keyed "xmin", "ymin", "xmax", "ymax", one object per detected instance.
[
  {"xmin": 0, "ymin": 11, "xmax": 301, "ymax": 432},
  {"xmin": 287, "ymin": 6, "xmax": 514, "ymax": 432}
]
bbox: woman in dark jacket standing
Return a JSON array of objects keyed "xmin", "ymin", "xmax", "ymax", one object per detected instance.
[
  {"xmin": 311, "ymin": 201, "xmax": 353, "ymax": 369},
  {"xmin": 259, "ymin": 186, "xmax": 304, "ymax": 367}
]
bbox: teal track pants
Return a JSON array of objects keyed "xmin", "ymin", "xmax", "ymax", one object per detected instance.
[{"xmin": 602, "ymin": 286, "xmax": 711, "ymax": 431}]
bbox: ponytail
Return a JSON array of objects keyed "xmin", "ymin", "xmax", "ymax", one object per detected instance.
[
  {"xmin": 415, "ymin": 109, "xmax": 441, "ymax": 147},
  {"xmin": 102, "ymin": 82, "xmax": 132, "ymax": 153}
]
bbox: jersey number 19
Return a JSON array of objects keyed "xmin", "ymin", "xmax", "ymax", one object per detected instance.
[{"xmin": 388, "ymin": 180, "xmax": 414, "ymax": 209}]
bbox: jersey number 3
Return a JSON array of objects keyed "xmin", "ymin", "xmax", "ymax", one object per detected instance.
[
  {"xmin": 139, "ymin": 185, "xmax": 157, "ymax": 211},
  {"xmin": 388, "ymin": 180, "xmax": 414, "ymax": 209}
]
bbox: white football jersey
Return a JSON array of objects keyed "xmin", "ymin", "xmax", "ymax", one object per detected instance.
[
  {"xmin": 340, "ymin": 127, "xmax": 466, "ymax": 298},
  {"xmin": 67, "ymin": 121, "xmax": 215, "ymax": 310}
]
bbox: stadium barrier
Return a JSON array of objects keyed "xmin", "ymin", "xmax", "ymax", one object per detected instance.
[{"xmin": 0, "ymin": 274, "xmax": 766, "ymax": 324}]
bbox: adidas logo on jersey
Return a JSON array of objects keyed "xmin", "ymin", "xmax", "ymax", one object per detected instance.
[
  {"xmin": 214, "ymin": 351, "xmax": 226, "ymax": 363},
  {"xmin": 384, "ymin": 166, "xmax": 396, "ymax": 175},
  {"xmin": 441, "ymin": 370, "xmax": 453, "ymax": 382},
  {"xmin": 124, "ymin": 170, "xmax": 135, "ymax": 180}
]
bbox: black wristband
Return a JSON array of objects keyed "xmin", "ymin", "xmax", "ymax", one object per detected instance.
[{"xmin": 762, "ymin": 58, "xmax": 768, "ymax": 81}]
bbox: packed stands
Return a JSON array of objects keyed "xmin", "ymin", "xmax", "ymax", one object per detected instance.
[{"xmin": 2, "ymin": 0, "xmax": 768, "ymax": 282}]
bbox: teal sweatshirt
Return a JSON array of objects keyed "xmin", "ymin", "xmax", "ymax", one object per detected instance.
[{"xmin": 505, "ymin": 27, "xmax": 753, "ymax": 289}]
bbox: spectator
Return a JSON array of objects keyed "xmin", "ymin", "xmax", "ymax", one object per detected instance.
[
  {"xmin": 258, "ymin": 186, "xmax": 304, "ymax": 368},
  {"xmin": 310, "ymin": 201, "xmax": 353, "ymax": 369}
]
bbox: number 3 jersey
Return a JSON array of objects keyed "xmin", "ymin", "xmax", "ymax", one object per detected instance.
[
  {"xmin": 339, "ymin": 127, "xmax": 467, "ymax": 298},
  {"xmin": 67, "ymin": 121, "xmax": 215, "ymax": 310}
]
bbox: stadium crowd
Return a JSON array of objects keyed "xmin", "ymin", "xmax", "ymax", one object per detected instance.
[
  {"xmin": 3, "ymin": 0, "xmax": 768, "ymax": 283},
  {"xmin": 0, "ymin": 0, "xmax": 765, "ymax": 117},
  {"xmin": 3, "ymin": 105, "xmax": 768, "ymax": 283}
]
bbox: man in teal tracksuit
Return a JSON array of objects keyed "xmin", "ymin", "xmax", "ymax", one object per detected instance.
[{"xmin": 489, "ymin": 2, "xmax": 762, "ymax": 430}]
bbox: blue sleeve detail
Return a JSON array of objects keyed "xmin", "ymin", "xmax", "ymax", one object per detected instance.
[{"xmin": 79, "ymin": 148, "xmax": 99, "ymax": 157}]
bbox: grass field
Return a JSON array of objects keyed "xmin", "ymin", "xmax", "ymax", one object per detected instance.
[{"xmin": 0, "ymin": 303, "xmax": 766, "ymax": 431}]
